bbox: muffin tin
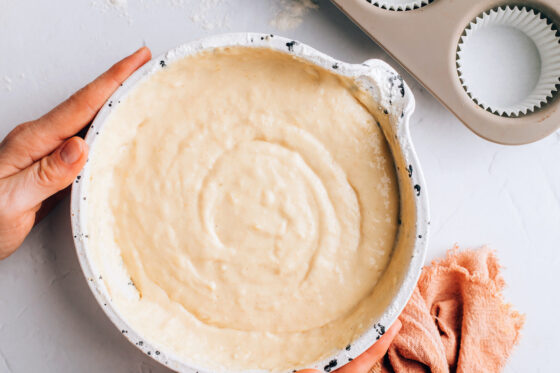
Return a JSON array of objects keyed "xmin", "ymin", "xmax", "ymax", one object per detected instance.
[{"xmin": 331, "ymin": 0, "xmax": 560, "ymax": 144}]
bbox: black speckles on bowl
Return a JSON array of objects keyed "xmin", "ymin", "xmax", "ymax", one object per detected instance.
[
  {"xmin": 286, "ymin": 40, "xmax": 298, "ymax": 52},
  {"xmin": 324, "ymin": 359, "xmax": 338, "ymax": 372},
  {"xmin": 70, "ymin": 32, "xmax": 429, "ymax": 373},
  {"xmin": 389, "ymin": 75, "xmax": 405, "ymax": 98},
  {"xmin": 373, "ymin": 323, "xmax": 386, "ymax": 339}
]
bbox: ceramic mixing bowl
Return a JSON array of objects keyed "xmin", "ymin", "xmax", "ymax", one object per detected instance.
[{"xmin": 70, "ymin": 33, "xmax": 429, "ymax": 373}]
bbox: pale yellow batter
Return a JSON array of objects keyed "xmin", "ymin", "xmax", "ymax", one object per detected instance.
[{"xmin": 88, "ymin": 47, "xmax": 399, "ymax": 371}]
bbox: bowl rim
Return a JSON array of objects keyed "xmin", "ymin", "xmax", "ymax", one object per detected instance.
[{"xmin": 70, "ymin": 32, "xmax": 430, "ymax": 373}]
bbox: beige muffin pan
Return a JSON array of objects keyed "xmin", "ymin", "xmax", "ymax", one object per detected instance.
[{"xmin": 331, "ymin": 0, "xmax": 560, "ymax": 145}]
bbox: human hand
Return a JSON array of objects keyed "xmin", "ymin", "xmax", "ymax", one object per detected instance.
[
  {"xmin": 0, "ymin": 47, "xmax": 151, "ymax": 260},
  {"xmin": 298, "ymin": 320, "xmax": 401, "ymax": 373}
]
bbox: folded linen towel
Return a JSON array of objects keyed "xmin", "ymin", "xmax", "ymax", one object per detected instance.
[{"xmin": 380, "ymin": 247, "xmax": 525, "ymax": 373}]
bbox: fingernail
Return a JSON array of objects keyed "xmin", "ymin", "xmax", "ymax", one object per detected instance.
[
  {"xmin": 60, "ymin": 138, "xmax": 83, "ymax": 164},
  {"xmin": 395, "ymin": 318, "xmax": 402, "ymax": 332},
  {"xmin": 134, "ymin": 46, "xmax": 149, "ymax": 56}
]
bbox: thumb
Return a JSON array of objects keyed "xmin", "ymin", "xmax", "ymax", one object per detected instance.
[{"xmin": 10, "ymin": 136, "xmax": 88, "ymax": 212}]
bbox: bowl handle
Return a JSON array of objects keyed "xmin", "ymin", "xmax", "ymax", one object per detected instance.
[{"xmin": 353, "ymin": 59, "xmax": 416, "ymax": 133}]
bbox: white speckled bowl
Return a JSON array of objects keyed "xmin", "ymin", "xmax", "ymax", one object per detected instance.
[{"xmin": 70, "ymin": 33, "xmax": 429, "ymax": 373}]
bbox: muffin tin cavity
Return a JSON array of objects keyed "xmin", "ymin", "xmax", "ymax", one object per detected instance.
[
  {"xmin": 365, "ymin": 0, "xmax": 433, "ymax": 11},
  {"xmin": 457, "ymin": 6, "xmax": 560, "ymax": 117},
  {"xmin": 333, "ymin": 0, "xmax": 560, "ymax": 144}
]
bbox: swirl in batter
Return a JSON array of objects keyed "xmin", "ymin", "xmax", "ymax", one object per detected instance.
[{"xmin": 88, "ymin": 47, "xmax": 399, "ymax": 371}]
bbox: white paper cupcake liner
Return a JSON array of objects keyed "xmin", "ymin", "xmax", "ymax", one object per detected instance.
[
  {"xmin": 457, "ymin": 6, "xmax": 560, "ymax": 116},
  {"xmin": 366, "ymin": 0, "xmax": 432, "ymax": 11}
]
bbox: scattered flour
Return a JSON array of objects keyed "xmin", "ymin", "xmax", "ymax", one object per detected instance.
[
  {"xmin": 270, "ymin": 0, "xmax": 319, "ymax": 31},
  {"xmin": 189, "ymin": 0, "xmax": 230, "ymax": 31},
  {"xmin": 3, "ymin": 73, "xmax": 29, "ymax": 92},
  {"xmin": 91, "ymin": 0, "xmax": 317, "ymax": 31},
  {"xmin": 3, "ymin": 76, "xmax": 12, "ymax": 92},
  {"xmin": 91, "ymin": 0, "xmax": 128, "ymax": 13},
  {"xmin": 92, "ymin": 0, "xmax": 230, "ymax": 31},
  {"xmin": 90, "ymin": 0, "xmax": 131, "ymax": 21},
  {"xmin": 108, "ymin": 0, "xmax": 128, "ymax": 8}
]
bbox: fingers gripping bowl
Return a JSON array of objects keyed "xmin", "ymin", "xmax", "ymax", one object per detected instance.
[{"xmin": 70, "ymin": 33, "xmax": 429, "ymax": 372}]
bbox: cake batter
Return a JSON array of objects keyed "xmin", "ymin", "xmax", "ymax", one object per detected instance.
[{"xmin": 87, "ymin": 47, "xmax": 399, "ymax": 371}]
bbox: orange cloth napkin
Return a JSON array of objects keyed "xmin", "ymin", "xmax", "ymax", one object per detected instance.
[{"xmin": 381, "ymin": 247, "xmax": 524, "ymax": 373}]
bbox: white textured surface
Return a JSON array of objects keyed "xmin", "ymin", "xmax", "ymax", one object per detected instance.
[{"xmin": 0, "ymin": 1, "xmax": 558, "ymax": 372}]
